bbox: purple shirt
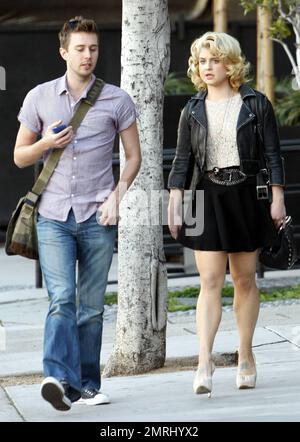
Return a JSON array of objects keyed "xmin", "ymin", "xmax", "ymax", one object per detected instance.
[{"xmin": 18, "ymin": 73, "xmax": 137, "ymax": 222}]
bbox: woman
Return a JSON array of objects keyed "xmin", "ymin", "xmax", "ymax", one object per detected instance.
[{"xmin": 167, "ymin": 32, "xmax": 286, "ymax": 397}]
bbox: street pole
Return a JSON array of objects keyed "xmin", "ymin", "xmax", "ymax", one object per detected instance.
[{"xmin": 34, "ymin": 162, "xmax": 43, "ymax": 288}]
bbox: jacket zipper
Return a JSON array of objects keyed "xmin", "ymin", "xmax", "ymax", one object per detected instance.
[
  {"xmin": 236, "ymin": 113, "xmax": 256, "ymax": 162},
  {"xmin": 191, "ymin": 113, "xmax": 207, "ymax": 169}
]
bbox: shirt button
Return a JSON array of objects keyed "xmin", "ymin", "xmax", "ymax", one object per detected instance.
[
  {"xmin": 73, "ymin": 157, "xmax": 77, "ymax": 160},
  {"xmin": 74, "ymin": 140, "xmax": 78, "ymax": 144},
  {"xmin": 72, "ymin": 175, "xmax": 75, "ymax": 179},
  {"xmin": 71, "ymin": 194, "xmax": 74, "ymax": 197}
]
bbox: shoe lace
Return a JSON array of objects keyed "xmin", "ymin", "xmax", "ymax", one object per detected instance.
[{"xmin": 83, "ymin": 388, "xmax": 98, "ymax": 398}]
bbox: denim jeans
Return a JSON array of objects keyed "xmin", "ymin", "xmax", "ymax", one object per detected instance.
[{"xmin": 36, "ymin": 209, "xmax": 117, "ymax": 394}]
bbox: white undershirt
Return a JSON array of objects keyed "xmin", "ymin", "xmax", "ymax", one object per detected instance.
[{"xmin": 205, "ymin": 94, "xmax": 243, "ymax": 170}]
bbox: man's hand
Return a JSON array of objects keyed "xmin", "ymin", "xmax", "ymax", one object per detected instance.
[
  {"xmin": 42, "ymin": 120, "xmax": 74, "ymax": 151},
  {"xmin": 98, "ymin": 192, "xmax": 120, "ymax": 226}
]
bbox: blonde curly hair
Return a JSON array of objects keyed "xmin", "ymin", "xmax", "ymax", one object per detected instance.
[{"xmin": 187, "ymin": 32, "xmax": 250, "ymax": 91}]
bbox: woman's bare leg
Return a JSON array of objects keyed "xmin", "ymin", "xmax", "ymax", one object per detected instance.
[
  {"xmin": 229, "ymin": 250, "xmax": 259, "ymax": 373},
  {"xmin": 194, "ymin": 251, "xmax": 228, "ymax": 369}
]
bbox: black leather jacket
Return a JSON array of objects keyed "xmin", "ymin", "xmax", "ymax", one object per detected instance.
[{"xmin": 168, "ymin": 84, "xmax": 285, "ymax": 192}]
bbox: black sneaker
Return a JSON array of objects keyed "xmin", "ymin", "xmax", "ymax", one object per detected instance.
[
  {"xmin": 76, "ymin": 388, "xmax": 110, "ymax": 406},
  {"xmin": 40, "ymin": 377, "xmax": 72, "ymax": 411},
  {"xmin": 60, "ymin": 381, "xmax": 82, "ymax": 403}
]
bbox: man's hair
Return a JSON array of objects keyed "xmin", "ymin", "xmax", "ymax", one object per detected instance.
[{"xmin": 59, "ymin": 16, "xmax": 99, "ymax": 49}]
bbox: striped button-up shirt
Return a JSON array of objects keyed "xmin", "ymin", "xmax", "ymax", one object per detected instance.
[{"xmin": 18, "ymin": 73, "xmax": 137, "ymax": 222}]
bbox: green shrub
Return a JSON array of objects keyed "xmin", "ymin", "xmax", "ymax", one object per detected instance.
[
  {"xmin": 164, "ymin": 72, "xmax": 197, "ymax": 95},
  {"xmin": 274, "ymin": 80, "xmax": 300, "ymax": 126}
]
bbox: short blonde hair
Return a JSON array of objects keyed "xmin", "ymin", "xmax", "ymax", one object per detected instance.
[{"xmin": 187, "ymin": 32, "xmax": 250, "ymax": 91}]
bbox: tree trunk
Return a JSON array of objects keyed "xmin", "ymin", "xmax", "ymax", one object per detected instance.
[
  {"xmin": 213, "ymin": 0, "xmax": 227, "ymax": 33},
  {"xmin": 256, "ymin": 2, "xmax": 274, "ymax": 103},
  {"xmin": 262, "ymin": 1, "xmax": 274, "ymax": 103},
  {"xmin": 256, "ymin": 5, "xmax": 264, "ymax": 92},
  {"xmin": 103, "ymin": 0, "xmax": 170, "ymax": 377}
]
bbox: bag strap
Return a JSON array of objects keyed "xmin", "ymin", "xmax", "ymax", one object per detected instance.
[
  {"xmin": 25, "ymin": 78, "xmax": 105, "ymax": 208},
  {"xmin": 247, "ymin": 94, "xmax": 266, "ymax": 170},
  {"xmin": 248, "ymin": 93, "xmax": 274, "ymax": 201}
]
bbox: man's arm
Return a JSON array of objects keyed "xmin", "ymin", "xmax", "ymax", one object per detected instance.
[
  {"xmin": 116, "ymin": 121, "xmax": 142, "ymax": 202},
  {"xmin": 14, "ymin": 121, "xmax": 74, "ymax": 168},
  {"xmin": 98, "ymin": 121, "xmax": 141, "ymax": 225}
]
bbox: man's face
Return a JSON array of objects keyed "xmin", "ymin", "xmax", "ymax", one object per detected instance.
[{"xmin": 60, "ymin": 32, "xmax": 99, "ymax": 78}]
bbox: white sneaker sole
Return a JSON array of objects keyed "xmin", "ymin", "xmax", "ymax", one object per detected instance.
[
  {"xmin": 40, "ymin": 377, "xmax": 71, "ymax": 411},
  {"xmin": 76, "ymin": 394, "xmax": 110, "ymax": 406}
]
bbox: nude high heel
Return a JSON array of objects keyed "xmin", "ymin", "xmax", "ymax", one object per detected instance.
[
  {"xmin": 193, "ymin": 361, "xmax": 215, "ymax": 398},
  {"xmin": 236, "ymin": 354, "xmax": 257, "ymax": 389}
]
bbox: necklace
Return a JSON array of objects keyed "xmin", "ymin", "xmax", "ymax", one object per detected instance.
[
  {"xmin": 209, "ymin": 90, "xmax": 235, "ymax": 139},
  {"xmin": 205, "ymin": 90, "xmax": 239, "ymax": 170}
]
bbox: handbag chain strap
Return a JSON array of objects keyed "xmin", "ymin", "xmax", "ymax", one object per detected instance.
[
  {"xmin": 248, "ymin": 94, "xmax": 266, "ymax": 170},
  {"xmin": 25, "ymin": 78, "xmax": 105, "ymax": 208},
  {"xmin": 248, "ymin": 94, "xmax": 271, "ymax": 200}
]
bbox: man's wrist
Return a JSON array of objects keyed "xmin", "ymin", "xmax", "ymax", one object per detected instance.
[
  {"xmin": 109, "ymin": 190, "xmax": 120, "ymax": 206},
  {"xmin": 38, "ymin": 137, "xmax": 50, "ymax": 153}
]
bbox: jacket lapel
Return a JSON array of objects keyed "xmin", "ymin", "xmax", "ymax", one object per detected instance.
[{"xmin": 191, "ymin": 91, "xmax": 208, "ymax": 129}]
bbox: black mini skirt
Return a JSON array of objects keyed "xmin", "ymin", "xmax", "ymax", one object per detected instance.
[{"xmin": 177, "ymin": 175, "xmax": 278, "ymax": 253}]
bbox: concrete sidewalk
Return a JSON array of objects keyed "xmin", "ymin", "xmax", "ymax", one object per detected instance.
[
  {"xmin": 1, "ymin": 248, "xmax": 300, "ymax": 422},
  {"xmin": 1, "ymin": 293, "xmax": 300, "ymax": 421}
]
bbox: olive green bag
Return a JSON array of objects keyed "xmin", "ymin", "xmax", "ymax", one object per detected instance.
[{"xmin": 5, "ymin": 78, "xmax": 105, "ymax": 260}]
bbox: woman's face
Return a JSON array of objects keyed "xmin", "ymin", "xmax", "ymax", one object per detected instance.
[{"xmin": 198, "ymin": 47, "xmax": 228, "ymax": 87}]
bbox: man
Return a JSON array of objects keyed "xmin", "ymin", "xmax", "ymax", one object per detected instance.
[{"xmin": 14, "ymin": 16, "xmax": 141, "ymax": 411}]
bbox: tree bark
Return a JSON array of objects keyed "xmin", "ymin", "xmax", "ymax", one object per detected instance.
[
  {"xmin": 256, "ymin": 2, "xmax": 275, "ymax": 103},
  {"xmin": 262, "ymin": 1, "xmax": 274, "ymax": 103},
  {"xmin": 213, "ymin": 0, "xmax": 228, "ymax": 33},
  {"xmin": 256, "ymin": 5, "xmax": 264, "ymax": 92},
  {"xmin": 103, "ymin": 0, "xmax": 170, "ymax": 377}
]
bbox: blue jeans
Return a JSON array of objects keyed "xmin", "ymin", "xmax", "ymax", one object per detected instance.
[{"xmin": 36, "ymin": 209, "xmax": 117, "ymax": 394}]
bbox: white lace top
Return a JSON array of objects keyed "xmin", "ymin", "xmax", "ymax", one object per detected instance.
[{"xmin": 205, "ymin": 94, "xmax": 243, "ymax": 170}]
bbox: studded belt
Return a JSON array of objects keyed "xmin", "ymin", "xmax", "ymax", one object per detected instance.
[{"xmin": 205, "ymin": 167, "xmax": 247, "ymax": 186}]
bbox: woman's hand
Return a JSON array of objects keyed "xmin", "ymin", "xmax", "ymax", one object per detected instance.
[
  {"xmin": 270, "ymin": 185, "xmax": 286, "ymax": 229},
  {"xmin": 168, "ymin": 189, "xmax": 183, "ymax": 239}
]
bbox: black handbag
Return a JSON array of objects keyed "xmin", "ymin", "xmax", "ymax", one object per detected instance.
[{"xmin": 259, "ymin": 216, "xmax": 298, "ymax": 270}]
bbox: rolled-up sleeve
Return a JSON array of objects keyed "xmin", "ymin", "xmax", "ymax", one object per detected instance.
[
  {"xmin": 167, "ymin": 105, "xmax": 192, "ymax": 189},
  {"xmin": 17, "ymin": 86, "xmax": 42, "ymax": 134},
  {"xmin": 115, "ymin": 91, "xmax": 137, "ymax": 133}
]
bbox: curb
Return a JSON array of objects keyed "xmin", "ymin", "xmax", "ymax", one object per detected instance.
[
  {"xmin": 165, "ymin": 351, "xmax": 237, "ymax": 370},
  {"xmin": 0, "ymin": 352, "xmax": 238, "ymax": 386}
]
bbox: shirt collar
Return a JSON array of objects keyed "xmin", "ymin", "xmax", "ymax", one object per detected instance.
[{"xmin": 57, "ymin": 73, "xmax": 96, "ymax": 98}]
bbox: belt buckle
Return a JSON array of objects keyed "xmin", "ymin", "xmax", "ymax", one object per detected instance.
[{"xmin": 256, "ymin": 185, "xmax": 269, "ymax": 200}]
